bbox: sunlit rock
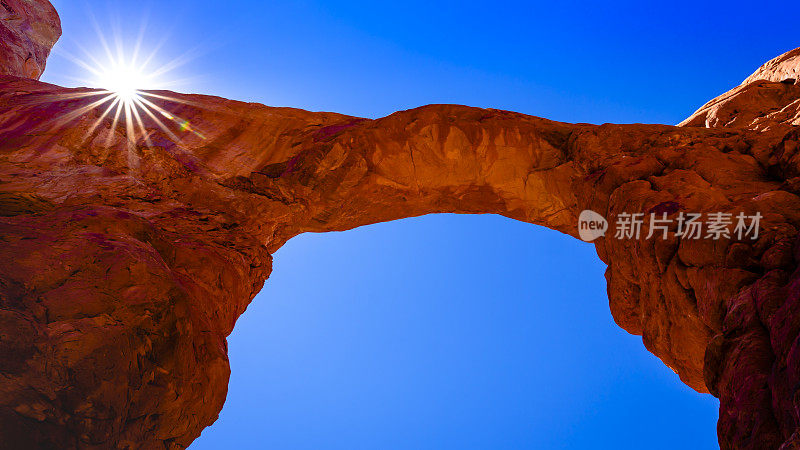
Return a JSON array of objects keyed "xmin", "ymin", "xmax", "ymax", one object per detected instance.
[
  {"xmin": 1, "ymin": 1, "xmax": 800, "ymax": 448},
  {"xmin": 0, "ymin": 0, "xmax": 60, "ymax": 79}
]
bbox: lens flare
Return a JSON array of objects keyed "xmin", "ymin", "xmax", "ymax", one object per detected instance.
[
  {"xmin": 96, "ymin": 61, "xmax": 148, "ymax": 103},
  {"xmin": 45, "ymin": 9, "xmax": 207, "ymax": 153}
]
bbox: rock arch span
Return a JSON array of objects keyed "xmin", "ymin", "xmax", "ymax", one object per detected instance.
[{"xmin": 1, "ymin": 1, "xmax": 800, "ymax": 448}]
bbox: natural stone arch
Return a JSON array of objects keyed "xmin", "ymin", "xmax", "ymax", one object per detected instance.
[{"xmin": 1, "ymin": 1, "xmax": 800, "ymax": 448}]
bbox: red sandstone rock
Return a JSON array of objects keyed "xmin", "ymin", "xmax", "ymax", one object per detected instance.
[
  {"xmin": 680, "ymin": 48, "xmax": 800, "ymax": 130},
  {"xmin": 1, "ymin": 2, "xmax": 800, "ymax": 449},
  {"xmin": 0, "ymin": 0, "xmax": 60, "ymax": 79},
  {"xmin": 744, "ymin": 48, "xmax": 800, "ymax": 86}
]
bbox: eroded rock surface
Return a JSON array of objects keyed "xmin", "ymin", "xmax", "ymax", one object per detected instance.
[
  {"xmin": 1, "ymin": 2, "xmax": 800, "ymax": 449},
  {"xmin": 680, "ymin": 48, "xmax": 800, "ymax": 130},
  {"xmin": 0, "ymin": 0, "xmax": 60, "ymax": 79}
]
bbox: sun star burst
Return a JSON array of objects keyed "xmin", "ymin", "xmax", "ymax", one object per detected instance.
[
  {"xmin": 97, "ymin": 61, "xmax": 148, "ymax": 103},
  {"xmin": 49, "ymin": 11, "xmax": 206, "ymax": 154}
]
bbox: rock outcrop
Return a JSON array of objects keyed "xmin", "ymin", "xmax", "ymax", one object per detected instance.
[
  {"xmin": 1, "ymin": 1, "xmax": 800, "ymax": 448},
  {"xmin": 680, "ymin": 48, "xmax": 800, "ymax": 130},
  {"xmin": 0, "ymin": 0, "xmax": 60, "ymax": 79}
]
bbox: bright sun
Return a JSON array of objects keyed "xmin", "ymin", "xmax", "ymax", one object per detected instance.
[
  {"xmin": 53, "ymin": 15, "xmax": 206, "ymax": 147},
  {"xmin": 96, "ymin": 62, "xmax": 150, "ymax": 103}
]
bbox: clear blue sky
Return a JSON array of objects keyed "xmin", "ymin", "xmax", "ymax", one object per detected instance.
[{"xmin": 43, "ymin": 1, "xmax": 800, "ymax": 448}]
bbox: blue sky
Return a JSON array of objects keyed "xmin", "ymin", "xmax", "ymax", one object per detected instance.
[{"xmin": 43, "ymin": 1, "xmax": 800, "ymax": 448}]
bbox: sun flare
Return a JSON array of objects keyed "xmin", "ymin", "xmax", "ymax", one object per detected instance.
[
  {"xmin": 49, "ymin": 12, "xmax": 206, "ymax": 150},
  {"xmin": 96, "ymin": 61, "xmax": 150, "ymax": 103}
]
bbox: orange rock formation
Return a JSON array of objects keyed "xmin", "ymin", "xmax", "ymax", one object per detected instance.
[{"xmin": 1, "ymin": 1, "xmax": 799, "ymax": 448}]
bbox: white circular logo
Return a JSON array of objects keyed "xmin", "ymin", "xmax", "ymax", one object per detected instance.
[{"xmin": 578, "ymin": 210, "xmax": 608, "ymax": 242}]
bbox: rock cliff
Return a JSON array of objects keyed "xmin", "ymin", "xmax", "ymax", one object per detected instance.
[
  {"xmin": 1, "ymin": 1, "xmax": 800, "ymax": 448},
  {"xmin": 0, "ymin": 0, "xmax": 60, "ymax": 79}
]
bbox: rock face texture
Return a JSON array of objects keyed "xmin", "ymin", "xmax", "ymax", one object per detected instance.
[
  {"xmin": 2, "ymin": 2, "xmax": 800, "ymax": 449},
  {"xmin": 0, "ymin": 0, "xmax": 60, "ymax": 79},
  {"xmin": 680, "ymin": 48, "xmax": 800, "ymax": 131}
]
